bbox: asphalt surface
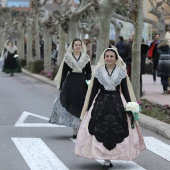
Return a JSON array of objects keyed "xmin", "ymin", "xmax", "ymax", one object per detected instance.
[{"xmin": 22, "ymin": 69, "xmax": 170, "ymax": 140}]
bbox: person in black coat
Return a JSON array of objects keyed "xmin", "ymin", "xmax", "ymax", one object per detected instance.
[
  {"xmin": 157, "ymin": 38, "xmax": 170, "ymax": 94},
  {"xmin": 115, "ymin": 36, "xmax": 128, "ymax": 63},
  {"xmin": 140, "ymin": 39, "xmax": 149, "ymax": 96}
]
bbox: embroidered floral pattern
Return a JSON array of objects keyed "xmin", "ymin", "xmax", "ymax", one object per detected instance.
[
  {"xmin": 88, "ymin": 91, "xmax": 129, "ymax": 150},
  {"xmin": 49, "ymin": 96, "xmax": 81, "ymax": 128}
]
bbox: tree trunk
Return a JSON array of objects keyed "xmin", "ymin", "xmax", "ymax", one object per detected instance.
[
  {"xmin": 66, "ymin": 2, "xmax": 93, "ymax": 43},
  {"xmin": 0, "ymin": 35, "xmax": 6, "ymax": 53},
  {"xmin": 111, "ymin": 18, "xmax": 122, "ymax": 42},
  {"xmin": 34, "ymin": 15, "xmax": 41, "ymax": 60},
  {"xmin": 114, "ymin": 26, "xmax": 121, "ymax": 43},
  {"xmin": 157, "ymin": 14, "xmax": 165, "ymax": 39},
  {"xmin": 44, "ymin": 27, "xmax": 52, "ymax": 72},
  {"xmin": 149, "ymin": 7, "xmax": 165, "ymax": 39},
  {"xmin": 95, "ymin": 5, "xmax": 114, "ymax": 64},
  {"xmin": 26, "ymin": 23, "xmax": 33, "ymax": 67},
  {"xmin": 57, "ymin": 26, "xmax": 66, "ymax": 67},
  {"xmin": 131, "ymin": 0, "xmax": 144, "ymax": 100},
  {"xmin": 67, "ymin": 19, "xmax": 78, "ymax": 43},
  {"xmin": 17, "ymin": 27, "xmax": 25, "ymax": 59}
]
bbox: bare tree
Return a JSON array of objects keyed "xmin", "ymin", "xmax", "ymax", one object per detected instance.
[
  {"xmin": 111, "ymin": 18, "xmax": 123, "ymax": 42},
  {"xmin": 16, "ymin": 12, "xmax": 27, "ymax": 59},
  {"xmin": 57, "ymin": 26, "xmax": 67, "ymax": 67},
  {"xmin": 147, "ymin": 0, "xmax": 170, "ymax": 38},
  {"xmin": 92, "ymin": 0, "xmax": 119, "ymax": 63},
  {"xmin": 31, "ymin": 0, "xmax": 48, "ymax": 60},
  {"xmin": 26, "ymin": 18, "xmax": 34, "ymax": 66},
  {"xmin": 53, "ymin": 0, "xmax": 94, "ymax": 42},
  {"xmin": 128, "ymin": 0, "xmax": 144, "ymax": 100}
]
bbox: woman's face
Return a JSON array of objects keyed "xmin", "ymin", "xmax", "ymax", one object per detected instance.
[
  {"xmin": 104, "ymin": 51, "xmax": 117, "ymax": 65},
  {"xmin": 73, "ymin": 41, "xmax": 82, "ymax": 53},
  {"xmin": 7, "ymin": 41, "xmax": 13, "ymax": 47}
]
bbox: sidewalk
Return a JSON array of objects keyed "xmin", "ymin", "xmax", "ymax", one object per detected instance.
[
  {"xmin": 142, "ymin": 74, "xmax": 170, "ymax": 105},
  {"xmin": 22, "ymin": 69, "xmax": 170, "ymax": 140}
]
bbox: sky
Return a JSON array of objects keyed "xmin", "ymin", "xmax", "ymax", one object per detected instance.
[
  {"xmin": 7, "ymin": 0, "xmax": 30, "ymax": 7},
  {"xmin": 6, "ymin": 0, "xmax": 80, "ymax": 7}
]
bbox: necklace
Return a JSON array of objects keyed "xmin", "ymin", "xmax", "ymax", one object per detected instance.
[
  {"xmin": 72, "ymin": 52, "xmax": 81, "ymax": 61},
  {"xmin": 105, "ymin": 64, "xmax": 116, "ymax": 77}
]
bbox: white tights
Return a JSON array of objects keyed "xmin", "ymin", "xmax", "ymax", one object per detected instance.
[
  {"xmin": 73, "ymin": 128, "xmax": 78, "ymax": 136},
  {"xmin": 104, "ymin": 160, "xmax": 111, "ymax": 166}
]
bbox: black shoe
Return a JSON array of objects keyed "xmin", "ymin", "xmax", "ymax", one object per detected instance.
[
  {"xmin": 109, "ymin": 163, "xmax": 113, "ymax": 167},
  {"xmin": 103, "ymin": 165, "xmax": 109, "ymax": 170},
  {"xmin": 10, "ymin": 73, "xmax": 14, "ymax": 76},
  {"xmin": 73, "ymin": 135, "xmax": 77, "ymax": 139}
]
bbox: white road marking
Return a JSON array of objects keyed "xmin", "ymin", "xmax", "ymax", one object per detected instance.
[
  {"xmin": 14, "ymin": 111, "xmax": 65, "ymax": 127},
  {"xmin": 144, "ymin": 137, "xmax": 170, "ymax": 161},
  {"xmin": 70, "ymin": 138, "xmax": 146, "ymax": 170},
  {"xmin": 12, "ymin": 138, "xmax": 69, "ymax": 170}
]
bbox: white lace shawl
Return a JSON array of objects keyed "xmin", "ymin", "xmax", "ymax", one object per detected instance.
[
  {"xmin": 65, "ymin": 53, "xmax": 90, "ymax": 73},
  {"xmin": 95, "ymin": 65, "xmax": 126, "ymax": 91}
]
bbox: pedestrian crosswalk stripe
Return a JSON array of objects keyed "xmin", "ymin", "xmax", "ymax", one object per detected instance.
[
  {"xmin": 12, "ymin": 138, "xmax": 69, "ymax": 170},
  {"xmin": 14, "ymin": 111, "xmax": 65, "ymax": 127},
  {"xmin": 70, "ymin": 138, "xmax": 146, "ymax": 170},
  {"xmin": 144, "ymin": 137, "xmax": 170, "ymax": 161}
]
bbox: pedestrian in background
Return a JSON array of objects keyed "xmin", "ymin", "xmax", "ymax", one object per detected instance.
[
  {"xmin": 148, "ymin": 33, "xmax": 160, "ymax": 84},
  {"xmin": 157, "ymin": 38, "xmax": 170, "ymax": 94},
  {"xmin": 39, "ymin": 35, "xmax": 44, "ymax": 60},
  {"xmin": 92, "ymin": 40, "xmax": 97, "ymax": 64},
  {"xmin": 126, "ymin": 35, "xmax": 134, "ymax": 78},
  {"xmin": 140, "ymin": 39, "xmax": 149, "ymax": 96},
  {"xmin": 115, "ymin": 36, "xmax": 128, "ymax": 62},
  {"xmin": 0, "ymin": 40, "xmax": 21, "ymax": 76},
  {"xmin": 75, "ymin": 47, "xmax": 145, "ymax": 169},
  {"xmin": 83, "ymin": 39, "xmax": 92, "ymax": 61},
  {"xmin": 49, "ymin": 38, "xmax": 92, "ymax": 138},
  {"xmin": 109, "ymin": 39, "xmax": 115, "ymax": 48}
]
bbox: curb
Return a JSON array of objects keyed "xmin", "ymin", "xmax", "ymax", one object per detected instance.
[
  {"xmin": 139, "ymin": 113, "xmax": 170, "ymax": 140},
  {"xmin": 22, "ymin": 68, "xmax": 170, "ymax": 140},
  {"xmin": 22, "ymin": 68, "xmax": 56, "ymax": 87}
]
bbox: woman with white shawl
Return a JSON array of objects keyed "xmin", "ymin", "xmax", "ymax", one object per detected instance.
[
  {"xmin": 0, "ymin": 40, "xmax": 21, "ymax": 76},
  {"xmin": 75, "ymin": 48, "xmax": 145, "ymax": 169},
  {"xmin": 49, "ymin": 38, "xmax": 92, "ymax": 138}
]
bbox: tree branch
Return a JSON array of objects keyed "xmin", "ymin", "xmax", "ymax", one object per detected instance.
[
  {"xmin": 144, "ymin": 17, "xmax": 157, "ymax": 27},
  {"xmin": 40, "ymin": 0, "xmax": 48, "ymax": 7},
  {"xmin": 73, "ymin": 3, "xmax": 92, "ymax": 16},
  {"xmin": 112, "ymin": 12, "xmax": 133, "ymax": 24}
]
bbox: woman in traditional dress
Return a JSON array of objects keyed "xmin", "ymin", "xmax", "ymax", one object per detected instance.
[
  {"xmin": 49, "ymin": 38, "xmax": 92, "ymax": 138},
  {"xmin": 75, "ymin": 47, "xmax": 145, "ymax": 169},
  {"xmin": 1, "ymin": 40, "xmax": 21, "ymax": 76}
]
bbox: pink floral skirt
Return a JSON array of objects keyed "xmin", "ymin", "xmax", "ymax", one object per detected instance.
[{"xmin": 75, "ymin": 100, "xmax": 146, "ymax": 160}]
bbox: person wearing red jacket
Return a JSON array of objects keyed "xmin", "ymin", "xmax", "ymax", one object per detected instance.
[{"xmin": 148, "ymin": 33, "xmax": 160, "ymax": 84}]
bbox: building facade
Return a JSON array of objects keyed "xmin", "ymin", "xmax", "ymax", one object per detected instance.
[{"xmin": 0, "ymin": 0, "xmax": 7, "ymax": 7}]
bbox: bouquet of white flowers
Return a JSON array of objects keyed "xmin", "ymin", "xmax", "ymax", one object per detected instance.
[
  {"xmin": 125, "ymin": 102, "xmax": 140, "ymax": 128},
  {"xmin": 14, "ymin": 54, "xmax": 19, "ymax": 58},
  {"xmin": 125, "ymin": 102, "xmax": 140, "ymax": 113}
]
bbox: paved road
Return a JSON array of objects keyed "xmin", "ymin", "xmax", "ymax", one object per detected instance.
[{"xmin": 0, "ymin": 72, "xmax": 170, "ymax": 170}]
